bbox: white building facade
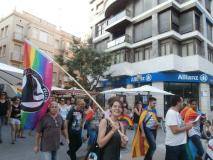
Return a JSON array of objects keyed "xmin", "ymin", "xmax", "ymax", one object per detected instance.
[{"xmin": 90, "ymin": 0, "xmax": 213, "ymax": 118}]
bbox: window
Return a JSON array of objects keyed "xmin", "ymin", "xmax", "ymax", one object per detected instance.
[
  {"xmin": 144, "ymin": 45, "xmax": 152, "ymax": 60},
  {"xmin": 134, "ymin": 18, "xmax": 152, "ymax": 42},
  {"xmin": 55, "ymin": 39, "xmax": 60, "ymax": 48},
  {"xmin": 4, "ymin": 26, "xmax": 8, "ymax": 37},
  {"xmin": 96, "ymin": 1, "xmax": 103, "ymax": 13},
  {"xmin": 143, "ymin": 0, "xmax": 153, "ymax": 12},
  {"xmin": 172, "ymin": 41, "xmax": 180, "ymax": 55},
  {"xmin": 158, "ymin": 0, "xmax": 167, "ymax": 4},
  {"xmin": 208, "ymin": 47, "xmax": 213, "ymax": 63},
  {"xmin": 160, "ymin": 41, "xmax": 170, "ymax": 56},
  {"xmin": 134, "ymin": 0, "xmax": 143, "ymax": 16},
  {"xmin": 181, "ymin": 41, "xmax": 194, "ymax": 56},
  {"xmin": 159, "ymin": 10, "xmax": 171, "ymax": 33},
  {"xmin": 39, "ymin": 30, "xmax": 48, "ymax": 43},
  {"xmin": 95, "ymin": 38, "xmax": 108, "ymax": 51},
  {"xmin": 95, "ymin": 20, "xmax": 107, "ymax": 37},
  {"xmin": 195, "ymin": 14, "xmax": 201, "ymax": 31},
  {"xmin": 1, "ymin": 28, "xmax": 4, "ymax": 38},
  {"xmin": 207, "ymin": 20, "xmax": 212, "ymax": 41},
  {"xmin": 134, "ymin": 48, "xmax": 143, "ymax": 62},
  {"xmin": 2, "ymin": 45, "xmax": 6, "ymax": 57},
  {"xmin": 12, "ymin": 45, "xmax": 22, "ymax": 61},
  {"xmin": 113, "ymin": 49, "xmax": 128, "ymax": 64},
  {"xmin": 32, "ymin": 28, "xmax": 39, "ymax": 39},
  {"xmin": 180, "ymin": 11, "xmax": 193, "ymax": 34},
  {"xmin": 205, "ymin": 0, "xmax": 211, "ymax": 13},
  {"xmin": 15, "ymin": 25, "xmax": 23, "ymax": 34},
  {"xmin": 172, "ymin": 11, "xmax": 179, "ymax": 32}
]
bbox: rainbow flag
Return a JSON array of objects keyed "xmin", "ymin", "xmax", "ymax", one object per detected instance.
[
  {"xmin": 118, "ymin": 114, "xmax": 134, "ymax": 127},
  {"xmin": 21, "ymin": 41, "xmax": 53, "ymax": 129}
]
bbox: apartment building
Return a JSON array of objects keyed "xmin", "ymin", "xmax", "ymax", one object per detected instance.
[
  {"xmin": 0, "ymin": 10, "xmax": 80, "ymax": 87},
  {"xmin": 90, "ymin": 0, "xmax": 213, "ymax": 117}
]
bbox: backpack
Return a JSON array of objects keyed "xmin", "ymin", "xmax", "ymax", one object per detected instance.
[{"xmin": 85, "ymin": 142, "xmax": 102, "ymax": 160}]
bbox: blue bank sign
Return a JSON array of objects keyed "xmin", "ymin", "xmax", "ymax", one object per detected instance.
[{"xmin": 129, "ymin": 72, "xmax": 212, "ymax": 83}]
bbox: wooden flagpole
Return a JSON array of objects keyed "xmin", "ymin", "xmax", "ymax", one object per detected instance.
[{"xmin": 25, "ymin": 40, "xmax": 126, "ymax": 138}]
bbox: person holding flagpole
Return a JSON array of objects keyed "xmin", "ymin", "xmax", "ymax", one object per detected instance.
[{"xmin": 97, "ymin": 97, "xmax": 128, "ymax": 160}]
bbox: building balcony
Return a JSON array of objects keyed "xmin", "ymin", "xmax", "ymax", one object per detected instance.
[
  {"xmin": 107, "ymin": 34, "xmax": 131, "ymax": 49},
  {"xmin": 13, "ymin": 32, "xmax": 24, "ymax": 43},
  {"xmin": 105, "ymin": 9, "xmax": 132, "ymax": 33},
  {"xmin": 107, "ymin": 54, "xmax": 213, "ymax": 77},
  {"xmin": 104, "ymin": 0, "xmax": 130, "ymax": 17}
]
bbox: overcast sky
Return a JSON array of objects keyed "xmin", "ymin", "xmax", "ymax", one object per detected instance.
[{"xmin": 0, "ymin": 0, "xmax": 90, "ymax": 38}]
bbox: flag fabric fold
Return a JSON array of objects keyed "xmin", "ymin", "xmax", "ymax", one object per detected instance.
[
  {"xmin": 118, "ymin": 114, "xmax": 134, "ymax": 127},
  {"xmin": 21, "ymin": 41, "xmax": 53, "ymax": 129},
  {"xmin": 132, "ymin": 110, "xmax": 149, "ymax": 158}
]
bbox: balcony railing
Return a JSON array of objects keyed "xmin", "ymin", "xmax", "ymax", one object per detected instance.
[
  {"xmin": 13, "ymin": 32, "xmax": 24, "ymax": 42},
  {"xmin": 107, "ymin": 9, "xmax": 131, "ymax": 26},
  {"xmin": 107, "ymin": 34, "xmax": 131, "ymax": 48}
]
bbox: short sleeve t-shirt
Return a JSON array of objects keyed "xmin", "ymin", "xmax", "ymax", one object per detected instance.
[
  {"xmin": 36, "ymin": 114, "xmax": 64, "ymax": 152},
  {"xmin": 165, "ymin": 109, "xmax": 187, "ymax": 146},
  {"xmin": 66, "ymin": 109, "xmax": 83, "ymax": 132}
]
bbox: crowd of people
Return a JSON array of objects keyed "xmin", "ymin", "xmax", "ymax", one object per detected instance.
[{"xmin": 0, "ymin": 90, "xmax": 213, "ymax": 160}]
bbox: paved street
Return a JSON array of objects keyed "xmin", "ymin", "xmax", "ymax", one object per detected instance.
[
  {"xmin": 0, "ymin": 124, "xmax": 166, "ymax": 160},
  {"xmin": 0, "ymin": 125, "xmax": 207, "ymax": 160}
]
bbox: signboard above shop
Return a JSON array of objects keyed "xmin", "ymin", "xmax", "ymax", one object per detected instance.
[
  {"xmin": 129, "ymin": 72, "xmax": 213, "ymax": 84},
  {"xmin": 102, "ymin": 72, "xmax": 213, "ymax": 88}
]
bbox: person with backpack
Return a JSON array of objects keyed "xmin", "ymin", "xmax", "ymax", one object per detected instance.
[
  {"xmin": 97, "ymin": 97, "xmax": 128, "ymax": 160},
  {"xmin": 66, "ymin": 99, "xmax": 85, "ymax": 160}
]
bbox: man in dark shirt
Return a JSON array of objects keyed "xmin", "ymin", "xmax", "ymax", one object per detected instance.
[
  {"xmin": 0, "ymin": 92, "xmax": 10, "ymax": 143},
  {"xmin": 66, "ymin": 99, "xmax": 85, "ymax": 160},
  {"xmin": 34, "ymin": 101, "xmax": 68, "ymax": 160}
]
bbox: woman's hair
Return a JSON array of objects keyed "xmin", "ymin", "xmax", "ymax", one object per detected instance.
[
  {"xmin": 108, "ymin": 96, "xmax": 123, "ymax": 109},
  {"xmin": 134, "ymin": 100, "xmax": 142, "ymax": 107},
  {"xmin": 11, "ymin": 96, "xmax": 20, "ymax": 102},
  {"xmin": 76, "ymin": 98, "xmax": 86, "ymax": 106}
]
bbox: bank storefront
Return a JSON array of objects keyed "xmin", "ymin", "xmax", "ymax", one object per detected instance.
[{"xmin": 103, "ymin": 71, "xmax": 213, "ymax": 117}]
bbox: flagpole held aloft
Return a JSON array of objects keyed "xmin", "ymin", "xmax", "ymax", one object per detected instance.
[{"xmin": 24, "ymin": 40, "xmax": 127, "ymax": 139}]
